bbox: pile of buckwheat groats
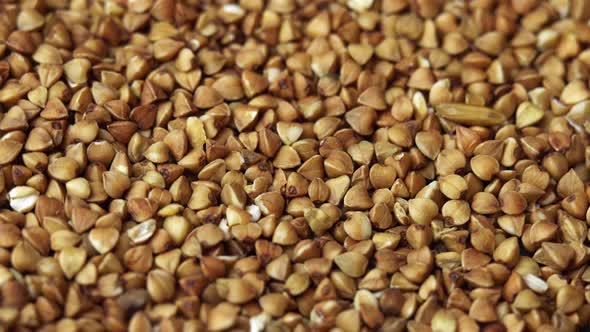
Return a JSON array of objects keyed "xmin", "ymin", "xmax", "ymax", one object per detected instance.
[{"xmin": 0, "ymin": 0, "xmax": 589, "ymax": 331}]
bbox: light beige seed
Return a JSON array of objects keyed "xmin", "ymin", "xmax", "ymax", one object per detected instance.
[
  {"xmin": 0, "ymin": 140, "xmax": 23, "ymax": 165},
  {"xmin": 65, "ymin": 178, "xmax": 91, "ymax": 199},
  {"xmin": 442, "ymin": 200, "xmax": 471, "ymax": 226},
  {"xmin": 88, "ymin": 227, "xmax": 119, "ymax": 254},
  {"xmin": 8, "ymin": 186, "xmax": 39, "ymax": 213},
  {"xmin": 470, "ymin": 155, "xmax": 500, "ymax": 181},
  {"xmin": 334, "ymin": 251, "xmax": 368, "ymax": 278},
  {"xmin": 63, "ymin": 58, "xmax": 91, "ymax": 84},
  {"xmin": 102, "ymin": 171, "xmax": 131, "ymax": 198},
  {"xmin": 59, "ymin": 246, "xmax": 87, "ymax": 279},
  {"xmin": 217, "ymin": 278, "xmax": 257, "ymax": 304},
  {"xmin": 409, "ymin": 198, "xmax": 439, "ymax": 225},
  {"xmin": 17, "ymin": 9, "xmax": 45, "ymax": 31},
  {"xmin": 163, "ymin": 216, "xmax": 191, "ymax": 245},
  {"xmin": 147, "ymin": 269, "xmax": 176, "ymax": 303},
  {"xmin": 561, "ymin": 80, "xmax": 590, "ymax": 104},
  {"xmin": 208, "ymin": 302, "xmax": 239, "ymax": 331},
  {"xmin": 515, "ymin": 102, "xmax": 544, "ymax": 128},
  {"xmin": 48, "ymin": 157, "xmax": 78, "ymax": 181},
  {"xmin": 343, "ymin": 212, "xmax": 372, "ymax": 240},
  {"xmin": 439, "ymin": 174, "xmax": 467, "ymax": 199}
]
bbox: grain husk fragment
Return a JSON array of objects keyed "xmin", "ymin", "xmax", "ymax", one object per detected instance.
[{"xmin": 435, "ymin": 104, "xmax": 506, "ymax": 126}]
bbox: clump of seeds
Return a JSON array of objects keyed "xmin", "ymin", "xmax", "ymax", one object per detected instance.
[{"xmin": 0, "ymin": 0, "xmax": 590, "ymax": 331}]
